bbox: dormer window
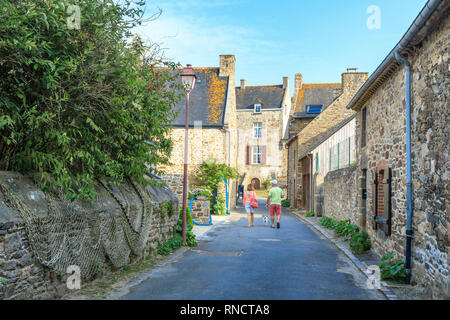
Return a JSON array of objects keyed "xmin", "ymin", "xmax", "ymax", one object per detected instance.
[
  {"xmin": 254, "ymin": 104, "xmax": 262, "ymax": 113},
  {"xmin": 306, "ymin": 105, "xmax": 323, "ymax": 113}
]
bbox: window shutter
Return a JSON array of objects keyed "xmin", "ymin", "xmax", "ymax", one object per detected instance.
[
  {"xmin": 382, "ymin": 168, "xmax": 392, "ymax": 236},
  {"xmin": 372, "ymin": 170, "xmax": 378, "ymax": 230},
  {"xmin": 246, "ymin": 146, "xmax": 250, "ymax": 165},
  {"xmin": 261, "ymin": 146, "xmax": 267, "ymax": 165}
]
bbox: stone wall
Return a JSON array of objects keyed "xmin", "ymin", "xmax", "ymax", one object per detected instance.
[
  {"xmin": 0, "ymin": 171, "xmax": 178, "ymax": 300},
  {"xmin": 161, "ymin": 174, "xmax": 184, "ymax": 206},
  {"xmin": 353, "ymin": 13, "xmax": 449, "ymax": 299},
  {"xmin": 190, "ymin": 196, "xmax": 211, "ymax": 225},
  {"xmin": 323, "ymin": 166, "xmax": 358, "ymax": 223}
]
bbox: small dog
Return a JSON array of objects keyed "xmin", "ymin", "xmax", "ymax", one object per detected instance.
[{"xmin": 262, "ymin": 216, "xmax": 269, "ymax": 226}]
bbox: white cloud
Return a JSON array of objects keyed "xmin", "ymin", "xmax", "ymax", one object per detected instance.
[{"xmin": 132, "ymin": 1, "xmax": 278, "ymax": 68}]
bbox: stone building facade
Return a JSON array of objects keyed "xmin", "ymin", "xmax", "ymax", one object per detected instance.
[
  {"xmin": 235, "ymin": 77, "xmax": 291, "ymax": 190},
  {"xmin": 159, "ymin": 55, "xmax": 238, "ymax": 210},
  {"xmin": 286, "ymin": 71, "xmax": 368, "ymax": 209},
  {"xmin": 346, "ymin": 1, "xmax": 448, "ymax": 299}
]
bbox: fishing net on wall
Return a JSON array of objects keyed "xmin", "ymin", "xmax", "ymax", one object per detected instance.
[{"xmin": 0, "ymin": 176, "xmax": 166, "ymax": 281}]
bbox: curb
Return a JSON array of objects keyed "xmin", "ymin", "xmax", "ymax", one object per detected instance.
[{"xmin": 291, "ymin": 211, "xmax": 400, "ymax": 301}]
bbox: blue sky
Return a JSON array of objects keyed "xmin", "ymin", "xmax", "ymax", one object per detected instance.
[{"xmin": 134, "ymin": 0, "xmax": 427, "ymax": 93}]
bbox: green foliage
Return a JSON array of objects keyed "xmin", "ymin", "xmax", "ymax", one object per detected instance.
[
  {"xmin": 194, "ymin": 159, "xmax": 238, "ymax": 214},
  {"xmin": 161, "ymin": 200, "xmax": 173, "ymax": 219},
  {"xmin": 349, "ymin": 231, "xmax": 371, "ymax": 254},
  {"xmin": 158, "ymin": 207, "xmax": 197, "ymax": 255},
  {"xmin": 319, "ymin": 216, "xmax": 337, "ymax": 229},
  {"xmin": 188, "ymin": 188, "xmax": 212, "ymax": 200},
  {"xmin": 339, "ymin": 223, "xmax": 360, "ymax": 238},
  {"xmin": 378, "ymin": 253, "xmax": 406, "ymax": 282},
  {"xmin": 281, "ymin": 199, "xmax": 290, "ymax": 208},
  {"xmin": 334, "ymin": 220, "xmax": 350, "ymax": 235},
  {"xmin": 0, "ymin": 277, "xmax": 8, "ymax": 285},
  {"xmin": 0, "ymin": 0, "xmax": 182, "ymax": 201},
  {"xmin": 214, "ymin": 194, "xmax": 227, "ymax": 216},
  {"xmin": 262, "ymin": 178, "xmax": 271, "ymax": 190},
  {"xmin": 305, "ymin": 211, "xmax": 314, "ymax": 217}
]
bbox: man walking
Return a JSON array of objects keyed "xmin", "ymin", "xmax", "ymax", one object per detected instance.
[{"xmin": 265, "ymin": 180, "xmax": 284, "ymax": 229}]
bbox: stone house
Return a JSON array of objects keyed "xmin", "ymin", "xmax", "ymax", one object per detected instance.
[
  {"xmin": 235, "ymin": 77, "xmax": 291, "ymax": 190},
  {"xmin": 310, "ymin": 116, "xmax": 357, "ymax": 218},
  {"xmin": 344, "ymin": 0, "xmax": 448, "ymax": 299},
  {"xmin": 286, "ymin": 71, "xmax": 368, "ymax": 209},
  {"xmin": 159, "ymin": 55, "xmax": 238, "ymax": 210}
]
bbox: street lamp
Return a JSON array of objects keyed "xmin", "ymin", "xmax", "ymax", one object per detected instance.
[{"xmin": 180, "ymin": 64, "xmax": 196, "ymax": 245}]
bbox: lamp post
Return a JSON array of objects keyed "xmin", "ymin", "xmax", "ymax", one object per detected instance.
[{"xmin": 180, "ymin": 64, "xmax": 196, "ymax": 245}]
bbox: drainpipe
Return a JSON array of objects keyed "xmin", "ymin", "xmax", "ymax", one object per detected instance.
[{"xmin": 394, "ymin": 51, "xmax": 413, "ymax": 285}]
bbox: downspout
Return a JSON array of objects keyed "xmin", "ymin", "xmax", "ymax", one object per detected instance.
[{"xmin": 394, "ymin": 51, "xmax": 413, "ymax": 285}]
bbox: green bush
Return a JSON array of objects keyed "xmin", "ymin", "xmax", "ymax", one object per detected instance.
[
  {"xmin": 334, "ymin": 220, "xmax": 350, "ymax": 234},
  {"xmin": 378, "ymin": 253, "xmax": 406, "ymax": 282},
  {"xmin": 340, "ymin": 223, "xmax": 360, "ymax": 238},
  {"xmin": 193, "ymin": 159, "xmax": 238, "ymax": 215},
  {"xmin": 349, "ymin": 231, "xmax": 371, "ymax": 254},
  {"xmin": 281, "ymin": 199, "xmax": 290, "ymax": 208},
  {"xmin": 319, "ymin": 216, "xmax": 337, "ymax": 229},
  {"xmin": 0, "ymin": 0, "xmax": 181, "ymax": 201},
  {"xmin": 262, "ymin": 178, "xmax": 271, "ymax": 190},
  {"xmin": 158, "ymin": 207, "xmax": 197, "ymax": 255},
  {"xmin": 305, "ymin": 211, "xmax": 314, "ymax": 217}
]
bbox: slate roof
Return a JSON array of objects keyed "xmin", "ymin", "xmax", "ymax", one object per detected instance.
[
  {"xmin": 294, "ymin": 83, "xmax": 341, "ymax": 113},
  {"xmin": 171, "ymin": 68, "xmax": 229, "ymax": 127},
  {"xmin": 236, "ymin": 85, "xmax": 287, "ymax": 110}
]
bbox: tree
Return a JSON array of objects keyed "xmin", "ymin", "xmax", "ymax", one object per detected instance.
[
  {"xmin": 194, "ymin": 159, "xmax": 238, "ymax": 215},
  {"xmin": 0, "ymin": 0, "xmax": 182, "ymax": 200}
]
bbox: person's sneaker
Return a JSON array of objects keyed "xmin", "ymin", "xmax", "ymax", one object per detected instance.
[{"xmin": 277, "ymin": 222, "xmax": 280, "ymax": 229}]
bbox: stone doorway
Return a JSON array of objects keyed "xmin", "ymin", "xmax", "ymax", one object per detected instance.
[{"xmin": 251, "ymin": 178, "xmax": 261, "ymax": 190}]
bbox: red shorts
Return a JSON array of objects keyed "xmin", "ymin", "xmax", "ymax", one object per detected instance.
[{"xmin": 269, "ymin": 204, "xmax": 282, "ymax": 217}]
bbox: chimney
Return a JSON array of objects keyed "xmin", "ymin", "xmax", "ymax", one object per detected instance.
[
  {"xmin": 219, "ymin": 54, "xmax": 235, "ymax": 78},
  {"xmin": 240, "ymin": 79, "xmax": 247, "ymax": 89},
  {"xmin": 341, "ymin": 69, "xmax": 369, "ymax": 93},
  {"xmin": 283, "ymin": 76, "xmax": 289, "ymax": 90},
  {"xmin": 294, "ymin": 73, "xmax": 303, "ymax": 91}
]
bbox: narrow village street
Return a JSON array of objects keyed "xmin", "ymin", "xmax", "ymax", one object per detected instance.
[{"xmin": 114, "ymin": 198, "xmax": 385, "ymax": 300}]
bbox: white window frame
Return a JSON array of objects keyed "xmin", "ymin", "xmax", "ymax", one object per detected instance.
[
  {"xmin": 254, "ymin": 103, "xmax": 262, "ymax": 113},
  {"xmin": 253, "ymin": 122, "xmax": 262, "ymax": 139},
  {"xmin": 252, "ymin": 146, "xmax": 262, "ymax": 165}
]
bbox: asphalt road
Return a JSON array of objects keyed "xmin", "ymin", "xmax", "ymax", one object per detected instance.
[{"xmin": 119, "ymin": 199, "xmax": 385, "ymax": 300}]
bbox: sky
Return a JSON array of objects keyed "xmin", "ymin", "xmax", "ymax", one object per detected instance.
[{"xmin": 134, "ymin": 0, "xmax": 428, "ymax": 94}]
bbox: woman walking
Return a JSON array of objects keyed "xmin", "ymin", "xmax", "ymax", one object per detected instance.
[{"xmin": 243, "ymin": 184, "xmax": 257, "ymax": 228}]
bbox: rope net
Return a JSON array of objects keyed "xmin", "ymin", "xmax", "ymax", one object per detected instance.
[{"xmin": 0, "ymin": 177, "xmax": 167, "ymax": 280}]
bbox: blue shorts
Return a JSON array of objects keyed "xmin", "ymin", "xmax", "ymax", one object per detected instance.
[{"xmin": 245, "ymin": 202, "xmax": 254, "ymax": 214}]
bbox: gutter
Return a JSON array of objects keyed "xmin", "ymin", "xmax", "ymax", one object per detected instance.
[{"xmin": 346, "ymin": 0, "xmax": 443, "ymax": 111}]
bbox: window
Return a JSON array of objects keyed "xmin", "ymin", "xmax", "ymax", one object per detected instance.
[
  {"xmin": 316, "ymin": 153, "xmax": 319, "ymax": 173},
  {"xmin": 252, "ymin": 146, "xmax": 262, "ymax": 164},
  {"xmin": 253, "ymin": 123, "xmax": 262, "ymax": 139},
  {"xmin": 254, "ymin": 104, "xmax": 262, "ymax": 113},
  {"xmin": 372, "ymin": 161, "xmax": 392, "ymax": 236},
  {"xmin": 361, "ymin": 107, "xmax": 367, "ymax": 148},
  {"xmin": 306, "ymin": 105, "xmax": 323, "ymax": 113}
]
